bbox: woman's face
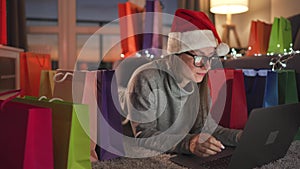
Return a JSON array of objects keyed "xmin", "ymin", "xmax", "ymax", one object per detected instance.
[{"xmin": 179, "ymin": 47, "xmax": 216, "ymax": 83}]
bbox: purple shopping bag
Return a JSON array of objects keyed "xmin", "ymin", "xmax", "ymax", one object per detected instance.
[
  {"xmin": 142, "ymin": 0, "xmax": 154, "ymax": 50},
  {"xmin": 96, "ymin": 70, "xmax": 125, "ymax": 160}
]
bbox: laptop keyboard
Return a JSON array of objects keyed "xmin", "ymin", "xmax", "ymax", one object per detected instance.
[{"xmin": 201, "ymin": 155, "xmax": 232, "ymax": 169}]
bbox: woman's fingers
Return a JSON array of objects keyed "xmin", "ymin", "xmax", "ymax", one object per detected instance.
[
  {"xmin": 206, "ymin": 136, "xmax": 225, "ymax": 151},
  {"xmin": 190, "ymin": 133, "xmax": 225, "ymax": 158},
  {"xmin": 201, "ymin": 141, "xmax": 222, "ymax": 153},
  {"xmin": 197, "ymin": 145, "xmax": 218, "ymax": 156}
]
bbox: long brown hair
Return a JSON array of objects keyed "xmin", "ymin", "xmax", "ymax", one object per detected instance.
[{"xmin": 189, "ymin": 74, "xmax": 210, "ymax": 133}]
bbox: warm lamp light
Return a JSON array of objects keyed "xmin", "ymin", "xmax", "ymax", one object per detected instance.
[{"xmin": 210, "ymin": 0, "xmax": 249, "ymax": 47}]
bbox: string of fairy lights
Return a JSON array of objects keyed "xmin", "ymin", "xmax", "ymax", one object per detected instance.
[
  {"xmin": 120, "ymin": 43, "xmax": 300, "ymax": 72},
  {"xmin": 228, "ymin": 42, "xmax": 300, "ymax": 71}
]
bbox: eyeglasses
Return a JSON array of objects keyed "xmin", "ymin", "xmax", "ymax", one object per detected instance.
[{"xmin": 184, "ymin": 51, "xmax": 220, "ymax": 68}]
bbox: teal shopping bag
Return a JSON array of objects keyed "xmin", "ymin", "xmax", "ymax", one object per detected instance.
[
  {"xmin": 268, "ymin": 17, "xmax": 293, "ymax": 54},
  {"xmin": 14, "ymin": 97, "xmax": 91, "ymax": 169}
]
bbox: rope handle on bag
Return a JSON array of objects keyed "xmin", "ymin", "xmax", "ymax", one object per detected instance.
[
  {"xmin": 53, "ymin": 72, "xmax": 74, "ymax": 83},
  {"xmin": 35, "ymin": 53, "xmax": 46, "ymax": 68},
  {"xmin": 38, "ymin": 96, "xmax": 64, "ymax": 102},
  {"xmin": 0, "ymin": 89, "xmax": 22, "ymax": 111}
]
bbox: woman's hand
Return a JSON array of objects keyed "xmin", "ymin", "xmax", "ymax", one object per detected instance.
[{"xmin": 189, "ymin": 133, "xmax": 225, "ymax": 157}]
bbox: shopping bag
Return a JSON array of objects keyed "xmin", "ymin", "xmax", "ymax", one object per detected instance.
[
  {"xmin": 263, "ymin": 70, "xmax": 298, "ymax": 107},
  {"xmin": 278, "ymin": 70, "xmax": 300, "ymax": 140},
  {"xmin": 142, "ymin": 0, "xmax": 155, "ymax": 50},
  {"xmin": 208, "ymin": 69, "xmax": 248, "ymax": 129},
  {"xmin": 53, "ymin": 69, "xmax": 98, "ymax": 161},
  {"xmin": 246, "ymin": 20, "xmax": 272, "ymax": 56},
  {"xmin": 118, "ymin": 2, "xmax": 144, "ymax": 57},
  {"xmin": 52, "ymin": 69, "xmax": 86, "ymax": 103},
  {"xmin": 243, "ymin": 69, "xmax": 268, "ymax": 114},
  {"xmin": 263, "ymin": 71, "xmax": 278, "ymax": 107},
  {"xmin": 118, "ymin": 3, "xmax": 129, "ymax": 57},
  {"xmin": 96, "ymin": 70, "xmax": 125, "ymax": 160},
  {"xmin": 0, "ymin": 0, "xmax": 7, "ymax": 45},
  {"xmin": 20, "ymin": 52, "xmax": 51, "ymax": 97},
  {"xmin": 39, "ymin": 70, "xmax": 56, "ymax": 98},
  {"xmin": 151, "ymin": 0, "xmax": 163, "ymax": 56},
  {"xmin": 81, "ymin": 71, "xmax": 98, "ymax": 162},
  {"xmin": 142, "ymin": 0, "xmax": 162, "ymax": 56},
  {"xmin": 263, "ymin": 70, "xmax": 299, "ymax": 140},
  {"xmin": 14, "ymin": 96, "xmax": 91, "ymax": 169},
  {"xmin": 0, "ymin": 90, "xmax": 53, "ymax": 169},
  {"xmin": 278, "ymin": 70, "xmax": 299, "ymax": 104},
  {"xmin": 268, "ymin": 17, "xmax": 293, "ymax": 54}
]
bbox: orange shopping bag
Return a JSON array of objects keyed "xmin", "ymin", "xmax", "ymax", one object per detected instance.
[
  {"xmin": 246, "ymin": 20, "xmax": 272, "ymax": 56},
  {"xmin": 20, "ymin": 52, "xmax": 51, "ymax": 97}
]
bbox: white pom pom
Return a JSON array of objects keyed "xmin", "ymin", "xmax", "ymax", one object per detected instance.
[{"xmin": 216, "ymin": 43, "xmax": 230, "ymax": 56}]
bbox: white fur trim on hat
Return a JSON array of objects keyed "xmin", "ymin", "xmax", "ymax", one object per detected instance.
[
  {"xmin": 167, "ymin": 30, "xmax": 229, "ymax": 56},
  {"xmin": 216, "ymin": 43, "xmax": 230, "ymax": 56}
]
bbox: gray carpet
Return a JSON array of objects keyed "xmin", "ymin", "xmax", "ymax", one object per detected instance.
[{"xmin": 92, "ymin": 141, "xmax": 300, "ymax": 169}]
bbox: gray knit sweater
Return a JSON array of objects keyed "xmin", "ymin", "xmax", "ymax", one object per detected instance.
[{"xmin": 120, "ymin": 55, "xmax": 241, "ymax": 155}]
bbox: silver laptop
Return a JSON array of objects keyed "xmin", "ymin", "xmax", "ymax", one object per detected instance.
[{"xmin": 171, "ymin": 102, "xmax": 300, "ymax": 169}]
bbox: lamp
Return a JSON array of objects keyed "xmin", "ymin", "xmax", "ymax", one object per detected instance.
[{"xmin": 210, "ymin": 0, "xmax": 248, "ymax": 48}]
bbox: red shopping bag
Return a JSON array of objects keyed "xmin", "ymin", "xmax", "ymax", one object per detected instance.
[
  {"xmin": 208, "ymin": 69, "xmax": 248, "ymax": 129},
  {"xmin": 118, "ymin": 2, "xmax": 144, "ymax": 57},
  {"xmin": 20, "ymin": 52, "xmax": 51, "ymax": 97},
  {"xmin": 0, "ymin": 90, "xmax": 53, "ymax": 169},
  {"xmin": 0, "ymin": 0, "xmax": 7, "ymax": 45}
]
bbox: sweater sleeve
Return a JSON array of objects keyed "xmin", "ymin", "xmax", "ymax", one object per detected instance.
[{"xmin": 133, "ymin": 121, "xmax": 196, "ymax": 154}]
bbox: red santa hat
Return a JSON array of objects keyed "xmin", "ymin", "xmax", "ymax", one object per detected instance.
[{"xmin": 167, "ymin": 9, "xmax": 229, "ymax": 56}]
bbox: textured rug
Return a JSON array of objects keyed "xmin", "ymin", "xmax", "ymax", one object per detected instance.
[{"xmin": 92, "ymin": 141, "xmax": 300, "ymax": 169}]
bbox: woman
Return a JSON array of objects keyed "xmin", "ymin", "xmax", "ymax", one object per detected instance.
[{"xmin": 121, "ymin": 9, "xmax": 242, "ymax": 157}]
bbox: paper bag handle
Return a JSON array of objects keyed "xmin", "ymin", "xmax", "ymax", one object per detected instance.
[
  {"xmin": 53, "ymin": 72, "xmax": 74, "ymax": 83},
  {"xmin": 38, "ymin": 95, "xmax": 64, "ymax": 102}
]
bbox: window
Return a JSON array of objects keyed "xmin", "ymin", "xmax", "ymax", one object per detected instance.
[{"xmin": 26, "ymin": 0, "xmax": 176, "ymax": 70}]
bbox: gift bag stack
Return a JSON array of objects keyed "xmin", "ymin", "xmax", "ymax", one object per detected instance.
[
  {"xmin": 1, "ymin": 46, "xmax": 127, "ymax": 168},
  {"xmin": 245, "ymin": 16, "xmax": 300, "ymax": 140},
  {"xmin": 246, "ymin": 16, "xmax": 293, "ymax": 56}
]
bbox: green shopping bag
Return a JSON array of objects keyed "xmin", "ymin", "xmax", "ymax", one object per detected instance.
[
  {"xmin": 277, "ymin": 70, "xmax": 300, "ymax": 140},
  {"xmin": 39, "ymin": 70, "xmax": 56, "ymax": 98},
  {"xmin": 13, "ymin": 96, "xmax": 91, "ymax": 169},
  {"xmin": 268, "ymin": 17, "xmax": 293, "ymax": 54},
  {"xmin": 278, "ymin": 70, "xmax": 299, "ymax": 104}
]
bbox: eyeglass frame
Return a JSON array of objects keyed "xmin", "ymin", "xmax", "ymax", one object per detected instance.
[{"xmin": 180, "ymin": 51, "xmax": 220, "ymax": 68}]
